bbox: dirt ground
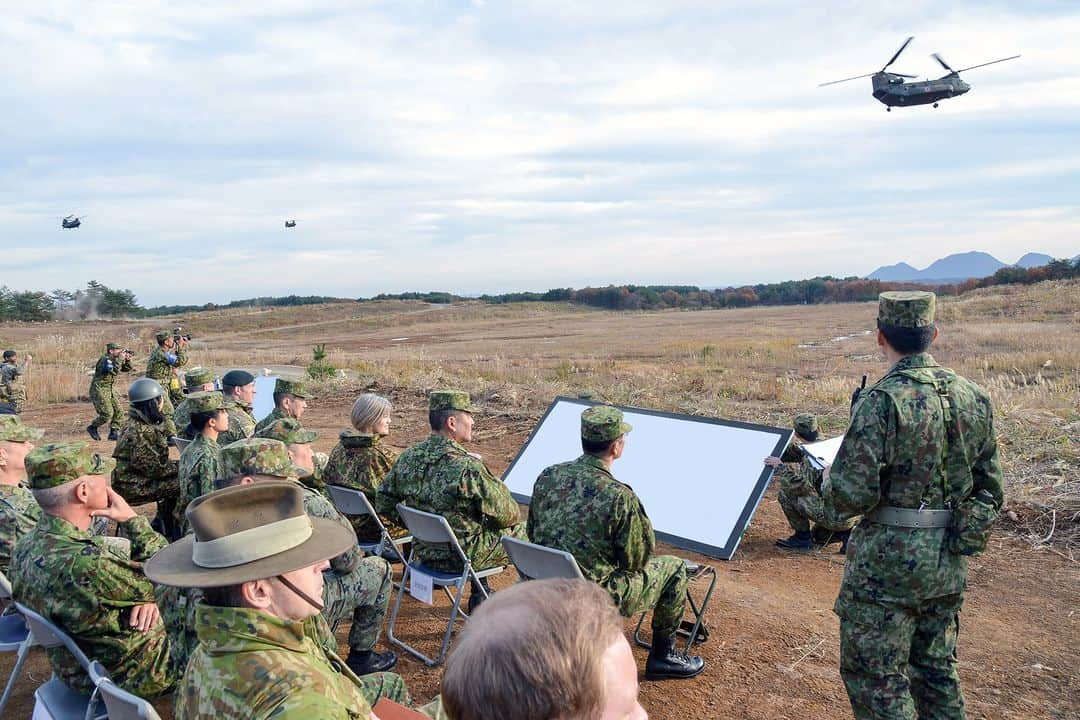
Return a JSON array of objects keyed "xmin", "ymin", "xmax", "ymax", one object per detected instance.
[{"xmin": 2, "ymin": 384, "xmax": 1076, "ymax": 720}]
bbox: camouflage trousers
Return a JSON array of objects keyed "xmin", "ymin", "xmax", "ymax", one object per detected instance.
[
  {"xmin": 837, "ymin": 594, "xmax": 965, "ymax": 720},
  {"xmin": 89, "ymin": 382, "xmax": 123, "ymax": 431},
  {"xmin": 158, "ymin": 584, "xmax": 202, "ymax": 675},
  {"xmin": 604, "ymin": 554, "xmax": 689, "ymax": 639},
  {"xmin": 416, "ymin": 522, "xmax": 527, "ymax": 574},
  {"xmin": 353, "ymin": 670, "xmax": 411, "ymax": 708},
  {"xmin": 3, "ymin": 386, "xmax": 25, "ymax": 413},
  {"xmin": 779, "ymin": 475, "xmax": 859, "ymax": 534},
  {"xmin": 322, "ymin": 556, "xmax": 393, "ymax": 653}
]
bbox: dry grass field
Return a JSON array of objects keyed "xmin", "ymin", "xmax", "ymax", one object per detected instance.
[{"xmin": 2, "ymin": 279, "xmax": 1077, "ymax": 719}]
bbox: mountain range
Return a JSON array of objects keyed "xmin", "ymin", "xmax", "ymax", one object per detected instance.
[{"xmin": 867, "ymin": 251, "xmax": 1078, "ymax": 284}]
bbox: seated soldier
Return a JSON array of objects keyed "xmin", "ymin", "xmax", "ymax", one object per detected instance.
[
  {"xmin": 215, "ymin": 436, "xmax": 397, "ymax": 676},
  {"xmin": 0, "ymin": 415, "xmax": 44, "ymax": 574},
  {"xmin": 254, "ymin": 378, "xmax": 311, "ymax": 434},
  {"xmin": 256, "ymin": 416, "xmax": 329, "ymax": 492},
  {"xmin": 377, "ymin": 390, "xmax": 526, "ymax": 613},
  {"xmin": 173, "ymin": 367, "xmax": 217, "ymax": 440},
  {"xmin": 324, "ymin": 393, "xmax": 408, "ymax": 543},
  {"xmin": 442, "ymin": 578, "xmax": 646, "ymax": 720},
  {"xmin": 12, "ymin": 442, "xmax": 174, "ymax": 697},
  {"xmin": 527, "ymin": 405, "xmax": 705, "ymax": 680},
  {"xmin": 218, "ymin": 370, "xmax": 257, "ymax": 444},
  {"xmin": 174, "ymin": 391, "xmax": 229, "ymax": 534},
  {"xmin": 146, "ymin": 481, "xmax": 415, "ymax": 719},
  {"xmin": 765, "ymin": 413, "xmax": 858, "ymax": 553}
]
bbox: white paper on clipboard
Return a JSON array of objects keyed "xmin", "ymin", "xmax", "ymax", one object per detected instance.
[{"xmin": 800, "ymin": 435, "xmax": 844, "ymax": 471}]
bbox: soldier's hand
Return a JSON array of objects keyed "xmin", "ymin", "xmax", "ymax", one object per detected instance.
[
  {"xmin": 129, "ymin": 602, "xmax": 162, "ymax": 633},
  {"xmin": 91, "ymin": 487, "xmax": 138, "ymax": 524},
  {"xmin": 822, "ymin": 465, "xmax": 832, "ymax": 483},
  {"xmin": 178, "ymin": 337, "xmax": 188, "ymax": 348},
  {"xmin": 764, "ymin": 456, "xmax": 782, "ymax": 468}
]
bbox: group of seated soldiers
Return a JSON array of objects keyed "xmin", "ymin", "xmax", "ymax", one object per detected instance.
[{"xmin": 0, "ymin": 363, "xmax": 709, "ymax": 719}]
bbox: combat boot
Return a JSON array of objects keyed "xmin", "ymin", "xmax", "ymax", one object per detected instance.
[
  {"xmin": 836, "ymin": 529, "xmax": 851, "ymax": 555},
  {"xmin": 107, "ymin": 429, "xmax": 119, "ymax": 441},
  {"xmin": 467, "ymin": 577, "xmax": 493, "ymax": 614},
  {"xmin": 775, "ymin": 531, "xmax": 814, "ymax": 550},
  {"xmin": 644, "ymin": 635, "xmax": 705, "ymax": 680},
  {"xmin": 86, "ymin": 424, "xmax": 101, "ymax": 441},
  {"xmin": 345, "ymin": 648, "xmax": 398, "ymax": 675}
]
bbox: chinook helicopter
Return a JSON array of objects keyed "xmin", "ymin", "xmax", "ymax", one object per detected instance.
[
  {"xmin": 61, "ymin": 215, "xmax": 85, "ymax": 229},
  {"xmin": 820, "ymin": 36, "xmax": 1019, "ymax": 110},
  {"xmin": 285, "ymin": 219, "xmax": 297, "ymax": 228}
]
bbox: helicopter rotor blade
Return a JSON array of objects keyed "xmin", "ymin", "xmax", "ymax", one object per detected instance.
[
  {"xmin": 882, "ymin": 36, "xmax": 914, "ymax": 70},
  {"xmin": 932, "ymin": 53, "xmax": 955, "ymax": 73},
  {"xmin": 955, "ymin": 55, "xmax": 1021, "ymax": 73},
  {"xmin": 819, "ymin": 71, "xmax": 877, "ymax": 87}
]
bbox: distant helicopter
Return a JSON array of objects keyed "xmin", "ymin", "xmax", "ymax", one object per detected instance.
[
  {"xmin": 61, "ymin": 215, "xmax": 85, "ymax": 229},
  {"xmin": 284, "ymin": 219, "xmax": 297, "ymax": 228},
  {"xmin": 820, "ymin": 37, "xmax": 1020, "ymax": 110}
]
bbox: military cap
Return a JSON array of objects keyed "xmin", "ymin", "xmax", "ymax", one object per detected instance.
[
  {"xmin": 221, "ymin": 369, "xmax": 256, "ymax": 388},
  {"xmin": 429, "ymin": 390, "xmax": 474, "ymax": 413},
  {"xmin": 274, "ymin": 378, "xmax": 311, "ymax": 399},
  {"xmin": 220, "ymin": 437, "xmax": 310, "ymax": 479},
  {"xmin": 0, "ymin": 414, "xmax": 45, "ymax": 442},
  {"xmin": 793, "ymin": 413, "xmax": 819, "ymax": 441},
  {"xmin": 106, "ymin": 342, "xmax": 122, "ymax": 351},
  {"xmin": 25, "ymin": 441, "xmax": 116, "ymax": 490},
  {"xmin": 186, "ymin": 390, "xmax": 229, "ymax": 415},
  {"xmin": 581, "ymin": 405, "xmax": 632, "ymax": 442},
  {"xmin": 184, "ymin": 367, "xmax": 215, "ymax": 388},
  {"xmin": 154, "ymin": 330, "xmax": 170, "ymax": 343},
  {"xmin": 878, "ymin": 291, "xmax": 936, "ymax": 329},
  {"xmin": 255, "ymin": 417, "xmax": 318, "ymax": 445}
]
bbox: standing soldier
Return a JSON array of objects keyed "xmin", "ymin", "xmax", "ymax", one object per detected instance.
[
  {"xmin": 822, "ymin": 291, "xmax": 1003, "ymax": 719},
  {"xmin": 1, "ymin": 349, "xmax": 32, "ymax": 413},
  {"xmin": 145, "ymin": 330, "xmax": 188, "ymax": 429},
  {"xmin": 86, "ymin": 342, "xmax": 134, "ymax": 441},
  {"xmin": 253, "ymin": 378, "xmax": 311, "ymax": 434},
  {"xmin": 172, "ymin": 367, "xmax": 217, "ymax": 440}
]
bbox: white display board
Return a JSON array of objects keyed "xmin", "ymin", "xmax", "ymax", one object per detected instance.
[
  {"xmin": 252, "ymin": 375, "xmax": 278, "ymax": 424},
  {"xmin": 503, "ymin": 397, "xmax": 792, "ymax": 560},
  {"xmin": 800, "ymin": 435, "xmax": 844, "ymax": 471}
]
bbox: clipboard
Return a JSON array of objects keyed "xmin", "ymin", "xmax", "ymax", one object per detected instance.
[{"xmin": 799, "ymin": 435, "xmax": 844, "ymax": 471}]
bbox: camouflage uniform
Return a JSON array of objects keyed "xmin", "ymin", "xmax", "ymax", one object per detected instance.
[
  {"xmin": 253, "ymin": 378, "xmax": 312, "ymax": 435},
  {"xmin": 377, "ymin": 433, "xmax": 524, "ymax": 573},
  {"xmin": 219, "ymin": 400, "xmax": 256, "ymax": 445},
  {"xmin": 0, "ymin": 484, "xmax": 40, "ymax": 574},
  {"xmin": 822, "ymin": 292, "xmax": 1003, "ymax": 720},
  {"xmin": 325, "ymin": 431, "xmax": 407, "ymax": 543},
  {"xmin": 776, "ymin": 442, "xmax": 858, "ymax": 536},
  {"xmin": 172, "ymin": 367, "xmax": 217, "ymax": 440},
  {"xmin": 112, "ymin": 407, "xmax": 179, "ymax": 536},
  {"xmin": 88, "ymin": 348, "xmax": 133, "ymax": 433},
  {"xmin": 12, "ymin": 442, "xmax": 174, "ymax": 697},
  {"xmin": 0, "ymin": 359, "xmax": 27, "ymax": 413},
  {"xmin": 174, "ymin": 433, "xmax": 224, "ymax": 535},
  {"xmin": 146, "ymin": 333, "xmax": 188, "ymax": 410}
]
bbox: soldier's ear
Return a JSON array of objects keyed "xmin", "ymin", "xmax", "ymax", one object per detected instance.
[{"xmin": 931, "ymin": 325, "xmax": 940, "ymax": 343}]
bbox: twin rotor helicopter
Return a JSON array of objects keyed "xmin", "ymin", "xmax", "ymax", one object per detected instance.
[
  {"xmin": 820, "ymin": 36, "xmax": 1019, "ymax": 110},
  {"xmin": 60, "ymin": 215, "xmax": 299, "ymax": 229}
]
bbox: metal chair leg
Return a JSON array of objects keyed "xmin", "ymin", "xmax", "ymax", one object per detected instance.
[{"xmin": 0, "ymin": 635, "xmax": 32, "ymax": 716}]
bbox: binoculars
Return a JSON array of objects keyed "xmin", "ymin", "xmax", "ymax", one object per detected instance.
[{"xmin": 173, "ymin": 327, "xmax": 193, "ymax": 341}]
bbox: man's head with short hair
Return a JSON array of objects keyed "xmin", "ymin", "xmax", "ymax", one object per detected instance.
[
  {"xmin": 428, "ymin": 390, "xmax": 475, "ymax": 441},
  {"xmin": 25, "ymin": 441, "xmax": 116, "ymax": 514},
  {"xmin": 184, "ymin": 367, "xmax": 216, "ymax": 392},
  {"xmin": 216, "ymin": 437, "xmax": 310, "ymax": 491},
  {"xmin": 0, "ymin": 415, "xmax": 44, "ymax": 483},
  {"xmin": 221, "ymin": 370, "xmax": 256, "ymax": 404},
  {"xmin": 876, "ymin": 291, "xmax": 939, "ymax": 356},
  {"xmin": 254, "ymin": 418, "xmax": 318, "ymax": 473},
  {"xmin": 3, "ymin": 350, "xmax": 16, "ymax": 362},
  {"xmin": 442, "ymin": 578, "xmax": 646, "ymax": 720},
  {"xmin": 271, "ymin": 378, "xmax": 310, "ymax": 420},
  {"xmin": 580, "ymin": 405, "xmax": 632, "ymax": 458}
]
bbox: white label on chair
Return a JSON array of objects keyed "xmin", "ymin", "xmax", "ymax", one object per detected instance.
[{"xmin": 409, "ymin": 570, "xmax": 434, "ymax": 605}]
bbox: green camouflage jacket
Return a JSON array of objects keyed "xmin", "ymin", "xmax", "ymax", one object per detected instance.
[
  {"xmin": 295, "ymin": 479, "xmax": 362, "ymax": 576},
  {"xmin": 0, "ymin": 362, "xmax": 26, "ymax": 408},
  {"xmin": 173, "ymin": 398, "xmax": 196, "ymax": 440},
  {"xmin": 145, "ymin": 345, "xmax": 187, "ymax": 387},
  {"xmin": 113, "ymin": 408, "xmax": 178, "ymax": 501},
  {"xmin": 377, "ymin": 434, "xmax": 520, "ymax": 570},
  {"xmin": 324, "ymin": 432, "xmax": 405, "ymax": 542},
  {"xmin": 91, "ymin": 354, "xmax": 132, "ymax": 387},
  {"xmin": 823, "ymin": 353, "xmax": 1003, "ymax": 608},
  {"xmin": 528, "ymin": 454, "xmax": 655, "ymax": 586},
  {"xmin": 175, "ymin": 434, "xmax": 224, "ymax": 534},
  {"xmin": 253, "ymin": 407, "xmax": 287, "ymax": 435},
  {"xmin": 11, "ymin": 513, "xmax": 173, "ymax": 696},
  {"xmin": 219, "ymin": 402, "xmax": 256, "ymax": 445},
  {"xmin": 175, "ymin": 604, "xmax": 374, "ymax": 720},
  {"xmin": 0, "ymin": 483, "xmax": 40, "ymax": 574}
]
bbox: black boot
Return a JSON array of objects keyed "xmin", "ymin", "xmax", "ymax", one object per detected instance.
[
  {"xmin": 86, "ymin": 424, "xmax": 101, "ymax": 441},
  {"xmin": 467, "ymin": 577, "xmax": 492, "ymax": 614},
  {"xmin": 107, "ymin": 428, "xmax": 119, "ymax": 441},
  {"xmin": 837, "ymin": 529, "xmax": 851, "ymax": 555},
  {"xmin": 345, "ymin": 648, "xmax": 397, "ymax": 675},
  {"xmin": 775, "ymin": 530, "xmax": 814, "ymax": 550},
  {"xmin": 645, "ymin": 635, "xmax": 705, "ymax": 680}
]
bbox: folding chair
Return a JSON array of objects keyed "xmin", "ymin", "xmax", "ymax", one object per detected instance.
[
  {"xmin": 325, "ymin": 485, "xmax": 412, "ymax": 566},
  {"xmin": 500, "ymin": 536, "xmax": 585, "ymax": 581},
  {"xmin": 14, "ymin": 603, "xmax": 105, "ymax": 720},
  {"xmin": 171, "ymin": 437, "xmax": 191, "ymax": 454},
  {"xmin": 0, "ymin": 570, "xmax": 34, "ymax": 716},
  {"xmin": 87, "ymin": 660, "xmax": 163, "ymax": 720},
  {"xmin": 631, "ymin": 560, "xmax": 717, "ymax": 654},
  {"xmin": 386, "ymin": 504, "xmax": 506, "ymax": 667}
]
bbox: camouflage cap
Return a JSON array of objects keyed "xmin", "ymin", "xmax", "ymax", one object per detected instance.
[
  {"xmin": 581, "ymin": 405, "xmax": 632, "ymax": 442},
  {"xmin": 878, "ymin": 291, "xmax": 936, "ymax": 329},
  {"xmin": 274, "ymin": 378, "xmax": 311, "ymax": 399},
  {"xmin": 184, "ymin": 367, "xmax": 215, "ymax": 388},
  {"xmin": 186, "ymin": 390, "xmax": 229, "ymax": 415},
  {"xmin": 429, "ymin": 390, "xmax": 474, "ymax": 413},
  {"xmin": 25, "ymin": 441, "xmax": 116, "ymax": 489},
  {"xmin": 0, "ymin": 414, "xmax": 45, "ymax": 442},
  {"xmin": 793, "ymin": 413, "xmax": 818, "ymax": 440},
  {"xmin": 254, "ymin": 417, "xmax": 318, "ymax": 445},
  {"xmin": 220, "ymin": 437, "xmax": 310, "ymax": 480},
  {"xmin": 106, "ymin": 342, "xmax": 122, "ymax": 351},
  {"xmin": 154, "ymin": 330, "xmax": 170, "ymax": 343}
]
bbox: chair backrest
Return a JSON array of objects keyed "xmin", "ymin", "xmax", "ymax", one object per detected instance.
[
  {"xmin": 0, "ymin": 569, "xmax": 11, "ymax": 600},
  {"xmin": 326, "ymin": 485, "xmax": 377, "ymax": 519},
  {"xmin": 88, "ymin": 661, "xmax": 162, "ymax": 720},
  {"xmin": 501, "ymin": 537, "xmax": 585, "ymax": 581},
  {"xmin": 395, "ymin": 504, "xmax": 465, "ymax": 558},
  {"xmin": 15, "ymin": 602, "xmax": 94, "ymax": 671},
  {"xmin": 172, "ymin": 437, "xmax": 191, "ymax": 454}
]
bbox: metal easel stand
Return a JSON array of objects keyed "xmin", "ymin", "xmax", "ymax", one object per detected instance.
[{"xmin": 634, "ymin": 563, "xmax": 717, "ymax": 654}]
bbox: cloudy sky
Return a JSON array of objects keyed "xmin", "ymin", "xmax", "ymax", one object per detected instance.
[{"xmin": 2, "ymin": 1, "xmax": 1077, "ymax": 306}]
